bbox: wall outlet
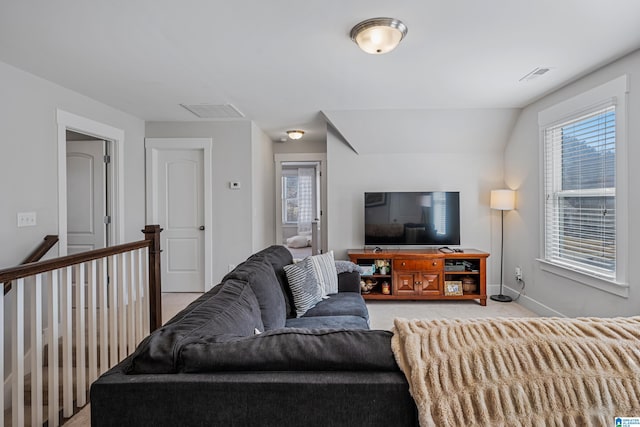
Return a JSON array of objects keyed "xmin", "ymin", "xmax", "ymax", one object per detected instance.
[
  {"xmin": 17, "ymin": 211, "xmax": 37, "ymax": 227},
  {"xmin": 229, "ymin": 182, "xmax": 241, "ymax": 190},
  {"xmin": 515, "ymin": 266, "xmax": 523, "ymax": 281}
]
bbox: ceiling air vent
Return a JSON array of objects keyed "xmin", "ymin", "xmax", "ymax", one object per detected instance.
[
  {"xmin": 519, "ymin": 67, "xmax": 551, "ymax": 82},
  {"xmin": 180, "ymin": 103, "xmax": 245, "ymax": 119}
]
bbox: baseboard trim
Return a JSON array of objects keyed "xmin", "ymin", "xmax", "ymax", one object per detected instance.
[{"xmin": 487, "ymin": 283, "xmax": 567, "ymax": 318}]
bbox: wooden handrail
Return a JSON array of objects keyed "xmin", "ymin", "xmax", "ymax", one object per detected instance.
[
  {"xmin": 0, "ymin": 240, "xmax": 149, "ymax": 283},
  {"xmin": 0, "ymin": 225, "xmax": 163, "ymax": 331},
  {"xmin": 4, "ymin": 234, "xmax": 59, "ymax": 294},
  {"xmin": 22, "ymin": 234, "xmax": 59, "ymax": 264}
]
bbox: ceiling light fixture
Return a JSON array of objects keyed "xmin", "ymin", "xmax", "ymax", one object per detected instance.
[
  {"xmin": 287, "ymin": 130, "xmax": 305, "ymax": 140},
  {"xmin": 350, "ymin": 17, "xmax": 408, "ymax": 54}
]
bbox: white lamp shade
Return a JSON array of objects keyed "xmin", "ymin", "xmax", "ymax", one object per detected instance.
[{"xmin": 490, "ymin": 189, "xmax": 515, "ymax": 211}]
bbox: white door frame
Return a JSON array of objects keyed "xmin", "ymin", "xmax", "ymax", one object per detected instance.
[
  {"xmin": 57, "ymin": 109, "xmax": 124, "ymax": 256},
  {"xmin": 275, "ymin": 153, "xmax": 327, "ymax": 253},
  {"xmin": 145, "ymin": 138, "xmax": 213, "ymax": 291}
]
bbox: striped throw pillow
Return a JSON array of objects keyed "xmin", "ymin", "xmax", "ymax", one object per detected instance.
[
  {"xmin": 310, "ymin": 251, "xmax": 338, "ymax": 297},
  {"xmin": 283, "ymin": 258, "xmax": 323, "ymax": 317}
]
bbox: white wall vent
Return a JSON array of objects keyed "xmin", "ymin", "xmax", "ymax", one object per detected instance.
[
  {"xmin": 519, "ymin": 67, "xmax": 551, "ymax": 82},
  {"xmin": 180, "ymin": 103, "xmax": 245, "ymax": 119}
]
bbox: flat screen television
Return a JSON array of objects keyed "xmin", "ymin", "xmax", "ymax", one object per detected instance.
[{"xmin": 364, "ymin": 191, "xmax": 460, "ymax": 246}]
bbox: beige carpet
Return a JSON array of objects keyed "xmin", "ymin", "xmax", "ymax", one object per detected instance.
[
  {"xmin": 392, "ymin": 316, "xmax": 640, "ymax": 427},
  {"xmin": 66, "ymin": 295, "xmax": 534, "ymax": 426},
  {"xmin": 367, "ymin": 299, "xmax": 537, "ymax": 330}
]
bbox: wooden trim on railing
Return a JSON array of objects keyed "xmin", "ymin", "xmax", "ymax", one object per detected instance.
[
  {"xmin": 4, "ymin": 234, "xmax": 59, "ymax": 294},
  {"xmin": 143, "ymin": 225, "xmax": 163, "ymax": 332},
  {"xmin": 23, "ymin": 235, "xmax": 59, "ymax": 264}
]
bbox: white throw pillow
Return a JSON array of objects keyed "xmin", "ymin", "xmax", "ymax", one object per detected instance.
[
  {"xmin": 286, "ymin": 235, "xmax": 310, "ymax": 248},
  {"xmin": 309, "ymin": 251, "xmax": 339, "ymax": 297}
]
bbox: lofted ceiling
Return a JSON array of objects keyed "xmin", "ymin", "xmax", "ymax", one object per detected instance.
[{"xmin": 1, "ymin": 0, "xmax": 639, "ymax": 145}]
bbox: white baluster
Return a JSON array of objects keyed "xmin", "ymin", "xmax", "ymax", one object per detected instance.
[
  {"xmin": 12, "ymin": 278, "xmax": 25, "ymax": 427},
  {"xmin": 127, "ymin": 251, "xmax": 136, "ymax": 354},
  {"xmin": 118, "ymin": 253, "xmax": 127, "ymax": 361},
  {"xmin": 31, "ymin": 274, "xmax": 43, "ymax": 425},
  {"xmin": 87, "ymin": 260, "xmax": 98, "ymax": 386},
  {"xmin": 75, "ymin": 263, "xmax": 86, "ymax": 407},
  {"xmin": 48, "ymin": 270, "xmax": 60, "ymax": 427},
  {"xmin": 61, "ymin": 267, "xmax": 73, "ymax": 417},
  {"xmin": 135, "ymin": 248, "xmax": 144, "ymax": 344},
  {"xmin": 142, "ymin": 247, "xmax": 150, "ymax": 336},
  {"xmin": 98, "ymin": 257, "xmax": 109, "ymax": 374},
  {"xmin": 108, "ymin": 256, "xmax": 118, "ymax": 368}
]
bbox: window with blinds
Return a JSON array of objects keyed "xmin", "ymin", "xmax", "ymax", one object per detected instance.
[{"xmin": 543, "ymin": 104, "xmax": 616, "ymax": 279}]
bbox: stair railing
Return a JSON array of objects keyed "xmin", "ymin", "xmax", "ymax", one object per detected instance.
[
  {"xmin": 3, "ymin": 235, "xmax": 59, "ymax": 295},
  {"xmin": 0, "ymin": 225, "xmax": 162, "ymax": 427}
]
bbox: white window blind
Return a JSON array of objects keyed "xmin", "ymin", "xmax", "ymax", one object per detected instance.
[{"xmin": 543, "ymin": 103, "xmax": 616, "ymax": 279}]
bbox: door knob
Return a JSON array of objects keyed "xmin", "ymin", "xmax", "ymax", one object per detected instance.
[{"xmin": 199, "ymin": 226, "xmax": 205, "ymax": 230}]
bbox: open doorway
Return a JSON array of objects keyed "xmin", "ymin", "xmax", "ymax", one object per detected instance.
[
  {"xmin": 66, "ymin": 130, "xmax": 111, "ymax": 254},
  {"xmin": 57, "ymin": 109, "xmax": 125, "ymax": 256},
  {"xmin": 275, "ymin": 154, "xmax": 327, "ymax": 259}
]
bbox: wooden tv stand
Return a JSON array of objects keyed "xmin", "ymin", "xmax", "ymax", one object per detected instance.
[{"xmin": 348, "ymin": 248, "xmax": 489, "ymax": 306}]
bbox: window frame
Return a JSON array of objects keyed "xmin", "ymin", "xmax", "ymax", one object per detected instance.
[{"xmin": 537, "ymin": 75, "xmax": 629, "ymax": 297}]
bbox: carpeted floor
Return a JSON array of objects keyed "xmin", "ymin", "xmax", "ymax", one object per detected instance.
[
  {"xmin": 367, "ymin": 298, "xmax": 537, "ymax": 330},
  {"xmin": 66, "ymin": 293, "xmax": 536, "ymax": 426}
]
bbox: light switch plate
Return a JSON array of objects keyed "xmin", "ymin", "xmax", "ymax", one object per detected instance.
[{"xmin": 17, "ymin": 211, "xmax": 37, "ymax": 227}]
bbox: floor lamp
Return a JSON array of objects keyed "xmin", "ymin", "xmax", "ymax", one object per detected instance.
[{"xmin": 490, "ymin": 189, "xmax": 515, "ymax": 303}]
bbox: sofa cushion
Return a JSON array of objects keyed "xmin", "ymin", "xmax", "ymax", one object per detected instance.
[
  {"xmin": 283, "ymin": 257, "xmax": 324, "ymax": 317},
  {"xmin": 127, "ymin": 279, "xmax": 263, "ymax": 374},
  {"xmin": 162, "ymin": 283, "xmax": 224, "ymax": 326},
  {"xmin": 285, "ymin": 315, "xmax": 369, "ymax": 330},
  {"xmin": 302, "ymin": 293, "xmax": 369, "ymax": 322},
  {"xmin": 248, "ymin": 245, "xmax": 296, "ymax": 318},
  {"xmin": 224, "ymin": 256, "xmax": 287, "ymax": 329},
  {"xmin": 178, "ymin": 329, "xmax": 397, "ymax": 372}
]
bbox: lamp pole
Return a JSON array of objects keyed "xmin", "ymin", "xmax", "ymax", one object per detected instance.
[
  {"xmin": 490, "ymin": 210, "xmax": 512, "ymax": 302},
  {"xmin": 489, "ymin": 189, "xmax": 515, "ymax": 303}
]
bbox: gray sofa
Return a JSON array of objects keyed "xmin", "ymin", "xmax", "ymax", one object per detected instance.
[{"xmin": 90, "ymin": 245, "xmax": 418, "ymax": 426}]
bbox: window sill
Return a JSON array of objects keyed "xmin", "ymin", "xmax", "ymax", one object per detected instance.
[{"xmin": 537, "ymin": 259, "xmax": 629, "ymax": 298}]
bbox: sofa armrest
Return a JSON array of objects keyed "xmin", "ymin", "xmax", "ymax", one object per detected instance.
[{"xmin": 338, "ymin": 271, "xmax": 361, "ymax": 293}]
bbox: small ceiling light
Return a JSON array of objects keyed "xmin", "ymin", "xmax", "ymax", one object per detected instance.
[
  {"xmin": 350, "ymin": 17, "xmax": 408, "ymax": 54},
  {"xmin": 287, "ymin": 130, "xmax": 305, "ymax": 140}
]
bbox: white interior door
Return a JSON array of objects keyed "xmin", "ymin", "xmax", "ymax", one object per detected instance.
[
  {"xmin": 66, "ymin": 140, "xmax": 106, "ymax": 255},
  {"xmin": 154, "ymin": 148, "xmax": 205, "ymax": 292}
]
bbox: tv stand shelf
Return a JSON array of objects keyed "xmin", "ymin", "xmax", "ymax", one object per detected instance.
[{"xmin": 348, "ymin": 248, "xmax": 489, "ymax": 306}]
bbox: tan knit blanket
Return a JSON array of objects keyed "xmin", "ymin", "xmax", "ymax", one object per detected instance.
[{"xmin": 391, "ymin": 316, "xmax": 640, "ymax": 427}]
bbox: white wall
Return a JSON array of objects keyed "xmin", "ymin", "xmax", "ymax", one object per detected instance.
[
  {"xmin": 273, "ymin": 139, "xmax": 327, "ymax": 154},
  {"xmin": 251, "ymin": 122, "xmax": 275, "ymax": 251},
  {"xmin": 0, "ymin": 60, "xmax": 147, "ymax": 266},
  {"xmin": 0, "ymin": 60, "xmax": 146, "ymax": 385},
  {"xmin": 145, "ymin": 121, "xmax": 274, "ymax": 284},
  {"xmin": 503, "ymin": 49, "xmax": 640, "ymax": 317},
  {"xmin": 326, "ymin": 125, "xmax": 506, "ymax": 285}
]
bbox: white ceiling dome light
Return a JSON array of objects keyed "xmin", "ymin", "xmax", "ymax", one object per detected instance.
[
  {"xmin": 287, "ymin": 130, "xmax": 305, "ymax": 140},
  {"xmin": 350, "ymin": 17, "xmax": 408, "ymax": 54}
]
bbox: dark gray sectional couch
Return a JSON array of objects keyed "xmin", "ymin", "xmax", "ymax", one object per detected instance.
[{"xmin": 90, "ymin": 245, "xmax": 418, "ymax": 426}]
